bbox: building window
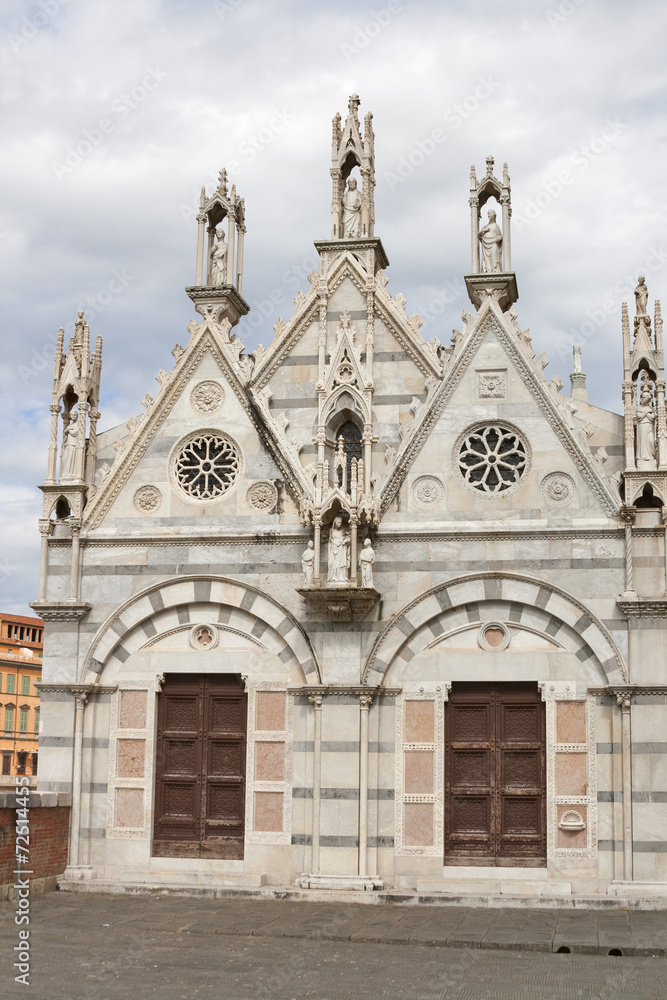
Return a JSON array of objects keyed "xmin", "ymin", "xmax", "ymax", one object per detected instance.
[
  {"xmin": 336, "ymin": 421, "xmax": 363, "ymax": 493},
  {"xmin": 6, "ymin": 675, "xmax": 15, "ymax": 694},
  {"xmin": 19, "ymin": 708, "xmax": 29, "ymax": 732},
  {"xmin": 174, "ymin": 433, "xmax": 241, "ymax": 501},
  {"xmin": 34, "ymin": 709, "xmax": 40, "ymax": 733},
  {"xmin": 31, "ymin": 753, "xmax": 38, "ymax": 776},
  {"xmin": 0, "ymin": 674, "xmax": 2, "ymax": 692},
  {"xmin": 4, "ymin": 705, "xmax": 14, "ymax": 733},
  {"xmin": 1, "ymin": 753, "xmax": 11, "ymax": 775},
  {"xmin": 16, "ymin": 751, "xmax": 27, "ymax": 776},
  {"xmin": 21, "ymin": 675, "xmax": 30, "ymax": 696},
  {"xmin": 457, "ymin": 423, "xmax": 529, "ymax": 495}
]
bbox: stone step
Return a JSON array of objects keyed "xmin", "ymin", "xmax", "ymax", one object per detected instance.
[{"xmin": 415, "ymin": 878, "xmax": 572, "ymax": 897}]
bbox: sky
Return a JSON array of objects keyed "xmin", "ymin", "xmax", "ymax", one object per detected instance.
[{"xmin": 1, "ymin": 0, "xmax": 667, "ymax": 616}]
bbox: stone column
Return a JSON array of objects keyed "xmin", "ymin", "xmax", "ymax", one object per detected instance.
[
  {"xmin": 620, "ymin": 507, "xmax": 636, "ymax": 598},
  {"xmin": 226, "ymin": 209, "xmax": 237, "ymax": 288},
  {"xmin": 74, "ymin": 401, "xmax": 89, "ymax": 483},
  {"xmin": 236, "ymin": 226, "xmax": 245, "ymax": 294},
  {"xmin": 68, "ymin": 692, "xmax": 88, "ymax": 869},
  {"xmin": 350, "ymin": 514, "xmax": 358, "ymax": 585},
  {"xmin": 655, "ymin": 379, "xmax": 667, "ymax": 468},
  {"xmin": 84, "ymin": 409, "xmax": 100, "ymax": 485},
  {"xmin": 195, "ymin": 212, "xmax": 206, "ymax": 285},
  {"xmin": 37, "ymin": 520, "xmax": 51, "ymax": 602},
  {"xmin": 46, "ymin": 403, "xmax": 61, "ymax": 485},
  {"xmin": 663, "ymin": 508, "xmax": 667, "ymax": 596},
  {"xmin": 622, "ymin": 380, "xmax": 636, "ymax": 469},
  {"xmin": 309, "ymin": 694, "xmax": 323, "ymax": 875},
  {"xmin": 616, "ymin": 690, "xmax": 633, "ymax": 882},
  {"xmin": 469, "ymin": 196, "xmax": 479, "ymax": 273},
  {"xmin": 313, "ymin": 519, "xmax": 321, "ymax": 584},
  {"xmin": 69, "ymin": 524, "xmax": 81, "ymax": 602},
  {"xmin": 358, "ymin": 692, "xmax": 373, "ymax": 877},
  {"xmin": 206, "ymin": 225, "xmax": 215, "ymax": 284},
  {"xmin": 500, "ymin": 194, "xmax": 511, "ymax": 272}
]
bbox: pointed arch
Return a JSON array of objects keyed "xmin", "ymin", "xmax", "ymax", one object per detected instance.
[
  {"xmin": 363, "ymin": 571, "xmax": 628, "ymax": 686},
  {"xmin": 82, "ymin": 575, "xmax": 321, "ymax": 684}
]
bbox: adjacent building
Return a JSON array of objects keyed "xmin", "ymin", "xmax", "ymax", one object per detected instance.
[
  {"xmin": 0, "ymin": 614, "xmax": 43, "ymax": 777},
  {"xmin": 31, "ymin": 97, "xmax": 667, "ymax": 901}
]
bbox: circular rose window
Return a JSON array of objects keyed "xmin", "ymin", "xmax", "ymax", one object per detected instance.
[
  {"xmin": 457, "ymin": 423, "xmax": 528, "ymax": 495},
  {"xmin": 173, "ymin": 432, "xmax": 241, "ymax": 501}
]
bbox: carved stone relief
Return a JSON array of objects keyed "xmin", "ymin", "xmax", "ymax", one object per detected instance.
[
  {"xmin": 190, "ymin": 380, "xmax": 225, "ymax": 414},
  {"xmin": 541, "ymin": 472, "xmax": 576, "ymax": 507},
  {"xmin": 476, "ymin": 369, "xmax": 507, "ymax": 399},
  {"xmin": 411, "ymin": 475, "xmax": 444, "ymax": 510},
  {"xmin": 133, "ymin": 485, "xmax": 161, "ymax": 514},
  {"xmin": 246, "ymin": 480, "xmax": 278, "ymax": 512}
]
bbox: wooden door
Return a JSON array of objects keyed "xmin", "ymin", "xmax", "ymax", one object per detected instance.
[
  {"xmin": 445, "ymin": 682, "xmax": 545, "ymax": 866},
  {"xmin": 153, "ymin": 674, "xmax": 247, "ymax": 859}
]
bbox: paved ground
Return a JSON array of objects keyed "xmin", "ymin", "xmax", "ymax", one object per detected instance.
[{"xmin": 0, "ymin": 892, "xmax": 665, "ymax": 999}]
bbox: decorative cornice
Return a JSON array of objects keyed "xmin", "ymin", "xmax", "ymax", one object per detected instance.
[
  {"xmin": 35, "ymin": 683, "xmax": 117, "ymax": 694},
  {"xmin": 616, "ymin": 597, "xmax": 667, "ymax": 618},
  {"xmin": 288, "ymin": 685, "xmax": 401, "ymax": 698},
  {"xmin": 29, "ymin": 601, "xmax": 91, "ymax": 622}
]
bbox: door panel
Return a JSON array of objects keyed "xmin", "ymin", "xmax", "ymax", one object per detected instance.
[
  {"xmin": 445, "ymin": 682, "xmax": 545, "ymax": 866},
  {"xmin": 153, "ymin": 674, "xmax": 247, "ymax": 859}
]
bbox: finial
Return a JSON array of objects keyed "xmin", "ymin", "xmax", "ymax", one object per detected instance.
[
  {"xmin": 572, "ymin": 343, "xmax": 582, "ymax": 374},
  {"xmin": 217, "ymin": 168, "xmax": 228, "ymax": 197},
  {"xmin": 470, "ymin": 164, "xmax": 477, "ymax": 186},
  {"xmin": 348, "ymin": 93, "xmax": 360, "ymax": 118},
  {"xmin": 503, "ymin": 161, "xmax": 510, "ymax": 185},
  {"xmin": 332, "ymin": 111, "xmax": 341, "ymax": 145},
  {"xmin": 199, "ymin": 186, "xmax": 206, "ymax": 208},
  {"xmin": 485, "ymin": 155, "xmax": 494, "ymax": 177}
]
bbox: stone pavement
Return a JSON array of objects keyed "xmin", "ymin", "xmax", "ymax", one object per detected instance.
[{"xmin": 1, "ymin": 893, "xmax": 667, "ymax": 1000}]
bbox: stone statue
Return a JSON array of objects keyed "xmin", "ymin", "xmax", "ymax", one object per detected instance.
[
  {"xmin": 74, "ymin": 309, "xmax": 86, "ymax": 344},
  {"xmin": 636, "ymin": 379, "xmax": 657, "ymax": 468},
  {"xmin": 301, "ymin": 540, "xmax": 315, "ymax": 587},
  {"xmin": 60, "ymin": 411, "xmax": 79, "ymax": 482},
  {"xmin": 635, "ymin": 275, "xmax": 648, "ymax": 317},
  {"xmin": 572, "ymin": 343, "xmax": 583, "ymax": 374},
  {"xmin": 210, "ymin": 228, "xmax": 227, "ymax": 284},
  {"xmin": 342, "ymin": 178, "xmax": 362, "ymax": 239},
  {"xmin": 478, "ymin": 208, "xmax": 502, "ymax": 273},
  {"xmin": 327, "ymin": 516, "xmax": 350, "ymax": 584},
  {"xmin": 359, "ymin": 538, "xmax": 375, "ymax": 588}
]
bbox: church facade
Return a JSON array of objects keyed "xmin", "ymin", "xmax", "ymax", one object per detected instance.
[{"xmin": 32, "ymin": 96, "xmax": 667, "ymax": 901}]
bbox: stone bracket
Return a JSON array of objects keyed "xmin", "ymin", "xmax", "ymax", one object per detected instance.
[
  {"xmin": 296, "ymin": 586, "xmax": 380, "ymax": 621},
  {"xmin": 29, "ymin": 601, "xmax": 91, "ymax": 622},
  {"xmin": 464, "ymin": 272, "xmax": 518, "ymax": 312},
  {"xmin": 616, "ymin": 597, "xmax": 667, "ymax": 618}
]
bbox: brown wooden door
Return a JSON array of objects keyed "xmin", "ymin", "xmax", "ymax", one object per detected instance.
[
  {"xmin": 153, "ymin": 674, "xmax": 247, "ymax": 859},
  {"xmin": 445, "ymin": 682, "xmax": 545, "ymax": 866}
]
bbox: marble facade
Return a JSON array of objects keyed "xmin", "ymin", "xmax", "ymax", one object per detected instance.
[{"xmin": 31, "ymin": 96, "xmax": 667, "ymax": 901}]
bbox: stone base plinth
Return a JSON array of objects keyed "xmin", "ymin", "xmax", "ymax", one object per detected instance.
[
  {"xmin": 464, "ymin": 272, "xmax": 518, "ymax": 312},
  {"xmin": 185, "ymin": 284, "xmax": 249, "ymax": 326},
  {"xmin": 296, "ymin": 873, "xmax": 384, "ymax": 891}
]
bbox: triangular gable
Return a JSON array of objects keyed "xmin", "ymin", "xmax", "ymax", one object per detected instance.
[
  {"xmin": 83, "ymin": 320, "xmax": 307, "ymax": 529},
  {"xmin": 380, "ymin": 298, "xmax": 620, "ymax": 517}
]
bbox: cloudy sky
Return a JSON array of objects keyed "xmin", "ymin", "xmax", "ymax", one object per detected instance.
[{"xmin": 1, "ymin": 0, "xmax": 666, "ymax": 616}]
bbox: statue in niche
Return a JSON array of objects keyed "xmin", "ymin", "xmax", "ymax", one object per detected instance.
[
  {"xmin": 478, "ymin": 208, "xmax": 503, "ymax": 273},
  {"xmin": 635, "ymin": 275, "xmax": 648, "ymax": 317},
  {"xmin": 327, "ymin": 516, "xmax": 350, "ymax": 585},
  {"xmin": 342, "ymin": 178, "xmax": 362, "ymax": 238},
  {"xmin": 635, "ymin": 377, "xmax": 657, "ymax": 468},
  {"xmin": 60, "ymin": 411, "xmax": 79, "ymax": 482},
  {"xmin": 301, "ymin": 540, "xmax": 315, "ymax": 587},
  {"xmin": 210, "ymin": 228, "xmax": 227, "ymax": 284},
  {"xmin": 359, "ymin": 538, "xmax": 375, "ymax": 588}
]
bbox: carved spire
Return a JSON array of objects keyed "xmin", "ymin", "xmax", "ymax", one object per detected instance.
[{"xmin": 329, "ymin": 94, "xmax": 375, "ymax": 240}]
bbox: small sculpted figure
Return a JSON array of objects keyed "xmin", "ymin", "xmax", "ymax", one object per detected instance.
[
  {"xmin": 636, "ymin": 381, "xmax": 657, "ymax": 468},
  {"xmin": 301, "ymin": 540, "xmax": 315, "ymax": 587},
  {"xmin": 478, "ymin": 208, "xmax": 503, "ymax": 273},
  {"xmin": 210, "ymin": 228, "xmax": 227, "ymax": 284},
  {"xmin": 342, "ymin": 178, "xmax": 362, "ymax": 238},
  {"xmin": 60, "ymin": 411, "xmax": 79, "ymax": 482},
  {"xmin": 327, "ymin": 516, "xmax": 350, "ymax": 584},
  {"xmin": 359, "ymin": 537, "xmax": 375, "ymax": 588},
  {"xmin": 635, "ymin": 275, "xmax": 648, "ymax": 318}
]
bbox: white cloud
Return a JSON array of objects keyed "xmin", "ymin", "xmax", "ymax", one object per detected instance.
[{"xmin": 1, "ymin": 0, "xmax": 666, "ymax": 611}]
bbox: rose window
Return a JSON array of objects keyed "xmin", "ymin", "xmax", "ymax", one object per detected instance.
[
  {"xmin": 174, "ymin": 434, "xmax": 240, "ymax": 500},
  {"xmin": 457, "ymin": 424, "xmax": 527, "ymax": 494}
]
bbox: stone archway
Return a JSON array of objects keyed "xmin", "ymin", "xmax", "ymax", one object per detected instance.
[
  {"xmin": 363, "ymin": 572, "xmax": 627, "ymax": 686},
  {"xmin": 81, "ymin": 575, "xmax": 321, "ymax": 683}
]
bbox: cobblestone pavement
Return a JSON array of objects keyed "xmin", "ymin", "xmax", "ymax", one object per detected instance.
[{"xmin": 0, "ymin": 893, "xmax": 665, "ymax": 1000}]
